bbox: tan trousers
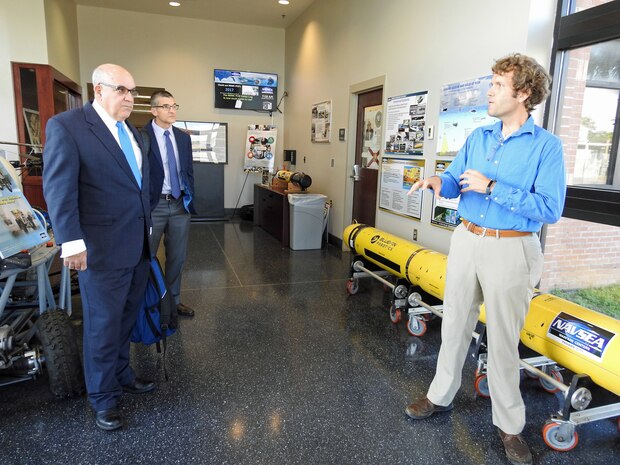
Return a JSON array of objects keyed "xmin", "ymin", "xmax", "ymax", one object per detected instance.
[{"xmin": 426, "ymin": 223, "xmax": 543, "ymax": 434}]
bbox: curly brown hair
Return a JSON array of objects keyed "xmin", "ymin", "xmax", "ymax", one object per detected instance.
[{"xmin": 492, "ymin": 53, "xmax": 551, "ymax": 113}]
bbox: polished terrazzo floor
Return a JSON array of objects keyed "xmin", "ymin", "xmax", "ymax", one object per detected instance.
[{"xmin": 1, "ymin": 220, "xmax": 618, "ymax": 464}]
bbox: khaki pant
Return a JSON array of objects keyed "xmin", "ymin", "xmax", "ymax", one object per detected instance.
[{"xmin": 427, "ymin": 223, "xmax": 543, "ymax": 434}]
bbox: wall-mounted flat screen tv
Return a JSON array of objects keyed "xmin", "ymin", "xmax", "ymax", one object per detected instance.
[{"xmin": 214, "ymin": 69, "xmax": 278, "ymax": 112}]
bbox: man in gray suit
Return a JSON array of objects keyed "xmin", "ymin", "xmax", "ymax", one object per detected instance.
[{"xmin": 144, "ymin": 91, "xmax": 196, "ymax": 317}]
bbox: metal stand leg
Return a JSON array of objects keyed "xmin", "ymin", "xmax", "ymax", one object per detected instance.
[{"xmin": 59, "ymin": 265, "xmax": 72, "ymax": 316}]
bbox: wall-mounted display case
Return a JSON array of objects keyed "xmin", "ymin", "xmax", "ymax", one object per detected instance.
[{"xmin": 12, "ymin": 62, "xmax": 82, "ymax": 208}]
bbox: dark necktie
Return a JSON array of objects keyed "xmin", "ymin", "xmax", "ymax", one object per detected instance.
[
  {"xmin": 164, "ymin": 130, "xmax": 181, "ymax": 199},
  {"xmin": 116, "ymin": 121, "xmax": 141, "ymax": 187}
]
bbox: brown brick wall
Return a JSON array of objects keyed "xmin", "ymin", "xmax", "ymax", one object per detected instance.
[{"xmin": 541, "ymin": 218, "xmax": 620, "ymax": 291}]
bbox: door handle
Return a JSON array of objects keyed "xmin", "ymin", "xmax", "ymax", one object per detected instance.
[{"xmin": 350, "ymin": 164, "xmax": 361, "ymax": 181}]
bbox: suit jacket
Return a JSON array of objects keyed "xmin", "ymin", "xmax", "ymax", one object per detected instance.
[
  {"xmin": 144, "ymin": 121, "xmax": 195, "ymax": 214},
  {"xmin": 43, "ymin": 101, "xmax": 152, "ymax": 270}
]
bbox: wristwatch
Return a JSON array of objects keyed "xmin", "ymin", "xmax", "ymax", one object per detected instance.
[{"xmin": 485, "ymin": 180, "xmax": 496, "ymax": 195}]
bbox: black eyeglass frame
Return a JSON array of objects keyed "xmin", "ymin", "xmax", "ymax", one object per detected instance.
[
  {"xmin": 152, "ymin": 104, "xmax": 180, "ymax": 111},
  {"xmin": 98, "ymin": 82, "xmax": 140, "ymax": 97}
]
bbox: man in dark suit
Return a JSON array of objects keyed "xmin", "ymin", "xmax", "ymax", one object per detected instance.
[
  {"xmin": 144, "ymin": 91, "xmax": 196, "ymax": 317},
  {"xmin": 43, "ymin": 64, "xmax": 155, "ymax": 431}
]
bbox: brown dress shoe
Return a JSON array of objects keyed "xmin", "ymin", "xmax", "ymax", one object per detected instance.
[
  {"xmin": 405, "ymin": 396, "xmax": 453, "ymax": 419},
  {"xmin": 177, "ymin": 302, "xmax": 195, "ymax": 317},
  {"xmin": 498, "ymin": 429, "xmax": 533, "ymax": 465}
]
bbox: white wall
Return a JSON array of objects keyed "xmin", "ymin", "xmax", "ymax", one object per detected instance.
[
  {"xmin": 0, "ymin": 0, "xmax": 48, "ymax": 160},
  {"xmin": 77, "ymin": 6, "xmax": 285, "ymax": 209},
  {"xmin": 284, "ymin": 0, "xmax": 557, "ymax": 252},
  {"xmin": 44, "ymin": 0, "xmax": 81, "ymax": 82}
]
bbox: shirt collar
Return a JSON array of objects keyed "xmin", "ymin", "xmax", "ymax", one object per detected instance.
[
  {"xmin": 92, "ymin": 99, "xmax": 125, "ymax": 133},
  {"xmin": 151, "ymin": 119, "xmax": 174, "ymax": 139},
  {"xmin": 483, "ymin": 115, "xmax": 535, "ymax": 137}
]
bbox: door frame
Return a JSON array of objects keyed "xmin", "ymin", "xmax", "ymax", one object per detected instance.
[{"xmin": 343, "ymin": 75, "xmax": 385, "ymax": 249}]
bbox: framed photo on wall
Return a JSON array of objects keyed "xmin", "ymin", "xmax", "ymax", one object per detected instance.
[
  {"xmin": 22, "ymin": 108, "xmax": 42, "ymax": 150},
  {"xmin": 311, "ymin": 100, "xmax": 331, "ymax": 142}
]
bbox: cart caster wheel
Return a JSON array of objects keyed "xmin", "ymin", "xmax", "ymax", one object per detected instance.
[
  {"xmin": 346, "ymin": 279, "xmax": 359, "ymax": 295},
  {"xmin": 524, "ymin": 368, "xmax": 538, "ymax": 379},
  {"xmin": 542, "ymin": 421, "xmax": 579, "ymax": 451},
  {"xmin": 406, "ymin": 316, "xmax": 427, "ymax": 337},
  {"xmin": 539, "ymin": 367, "xmax": 563, "ymax": 393},
  {"xmin": 474, "ymin": 373, "xmax": 490, "ymax": 398},
  {"xmin": 389, "ymin": 305, "xmax": 402, "ymax": 324}
]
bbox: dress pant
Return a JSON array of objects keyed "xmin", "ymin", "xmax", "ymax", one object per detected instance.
[
  {"xmin": 426, "ymin": 223, "xmax": 543, "ymax": 434},
  {"xmin": 79, "ymin": 257, "xmax": 150, "ymax": 411},
  {"xmin": 150, "ymin": 197, "xmax": 191, "ymax": 305}
]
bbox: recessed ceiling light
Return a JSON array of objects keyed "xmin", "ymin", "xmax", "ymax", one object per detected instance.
[
  {"xmin": 169, "ymin": 1, "xmax": 181, "ymax": 6},
  {"xmin": 278, "ymin": 1, "xmax": 290, "ymax": 5}
]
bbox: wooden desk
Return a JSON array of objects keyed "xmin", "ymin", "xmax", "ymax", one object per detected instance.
[{"xmin": 254, "ymin": 184, "xmax": 290, "ymax": 247}]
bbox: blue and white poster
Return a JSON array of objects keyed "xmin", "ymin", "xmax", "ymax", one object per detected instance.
[
  {"xmin": 0, "ymin": 163, "xmax": 49, "ymax": 258},
  {"xmin": 437, "ymin": 75, "xmax": 497, "ymax": 156}
]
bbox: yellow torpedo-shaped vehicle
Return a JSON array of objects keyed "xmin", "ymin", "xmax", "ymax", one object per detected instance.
[{"xmin": 344, "ymin": 223, "xmax": 620, "ymax": 397}]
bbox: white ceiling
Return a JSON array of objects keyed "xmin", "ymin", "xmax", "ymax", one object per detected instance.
[{"xmin": 73, "ymin": 0, "xmax": 316, "ymax": 28}]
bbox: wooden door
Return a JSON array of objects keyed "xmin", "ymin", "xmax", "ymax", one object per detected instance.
[{"xmin": 352, "ymin": 88, "xmax": 383, "ymax": 226}]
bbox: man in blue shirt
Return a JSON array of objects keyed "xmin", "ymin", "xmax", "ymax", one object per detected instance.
[{"xmin": 405, "ymin": 54, "xmax": 566, "ymax": 465}]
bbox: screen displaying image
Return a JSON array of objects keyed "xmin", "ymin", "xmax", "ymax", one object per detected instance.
[{"xmin": 214, "ymin": 69, "xmax": 278, "ymax": 112}]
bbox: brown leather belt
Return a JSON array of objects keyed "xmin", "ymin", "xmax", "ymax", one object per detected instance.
[{"xmin": 461, "ymin": 219, "xmax": 532, "ymax": 238}]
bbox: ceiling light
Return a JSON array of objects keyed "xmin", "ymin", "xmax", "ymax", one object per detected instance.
[
  {"xmin": 278, "ymin": 1, "xmax": 290, "ymax": 5},
  {"xmin": 169, "ymin": 1, "xmax": 181, "ymax": 6}
]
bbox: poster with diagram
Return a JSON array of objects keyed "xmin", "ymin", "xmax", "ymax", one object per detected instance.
[
  {"xmin": 384, "ymin": 91, "xmax": 427, "ymax": 156},
  {"xmin": 430, "ymin": 160, "xmax": 462, "ymax": 229},
  {"xmin": 0, "ymin": 162, "xmax": 49, "ymax": 258},
  {"xmin": 362, "ymin": 104, "xmax": 383, "ymax": 169},
  {"xmin": 437, "ymin": 75, "xmax": 497, "ymax": 156},
  {"xmin": 244, "ymin": 125, "xmax": 277, "ymax": 173},
  {"xmin": 378, "ymin": 157, "xmax": 425, "ymax": 220}
]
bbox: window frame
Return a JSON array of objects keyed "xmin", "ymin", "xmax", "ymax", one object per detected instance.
[{"xmin": 544, "ymin": 0, "xmax": 620, "ymax": 227}]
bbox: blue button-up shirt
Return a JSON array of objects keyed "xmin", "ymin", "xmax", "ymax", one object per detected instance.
[{"xmin": 439, "ymin": 116, "xmax": 566, "ymax": 232}]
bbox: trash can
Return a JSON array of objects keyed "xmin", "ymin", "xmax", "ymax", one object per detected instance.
[{"xmin": 288, "ymin": 193, "xmax": 328, "ymax": 250}]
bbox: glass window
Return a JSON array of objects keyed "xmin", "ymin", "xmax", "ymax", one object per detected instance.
[
  {"xmin": 543, "ymin": 0, "xmax": 620, "ymax": 318},
  {"xmin": 565, "ymin": 0, "xmax": 616, "ymax": 15},
  {"xmin": 553, "ymin": 39, "xmax": 620, "ymax": 187}
]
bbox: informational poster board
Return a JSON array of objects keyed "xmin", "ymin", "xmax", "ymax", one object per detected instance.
[
  {"xmin": 244, "ymin": 125, "xmax": 277, "ymax": 173},
  {"xmin": 173, "ymin": 121, "xmax": 228, "ymax": 164},
  {"xmin": 378, "ymin": 157, "xmax": 425, "ymax": 220},
  {"xmin": 384, "ymin": 91, "xmax": 428, "ymax": 156},
  {"xmin": 430, "ymin": 160, "xmax": 462, "ymax": 230},
  {"xmin": 437, "ymin": 75, "xmax": 497, "ymax": 156},
  {"xmin": 0, "ymin": 161, "xmax": 49, "ymax": 258},
  {"xmin": 361, "ymin": 104, "xmax": 383, "ymax": 169},
  {"xmin": 311, "ymin": 100, "xmax": 331, "ymax": 142}
]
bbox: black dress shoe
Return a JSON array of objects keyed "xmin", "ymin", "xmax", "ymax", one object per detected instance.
[
  {"xmin": 177, "ymin": 302, "xmax": 195, "ymax": 317},
  {"xmin": 95, "ymin": 408, "xmax": 123, "ymax": 431},
  {"xmin": 122, "ymin": 378, "xmax": 156, "ymax": 394}
]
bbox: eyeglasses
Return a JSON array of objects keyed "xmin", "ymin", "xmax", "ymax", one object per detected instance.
[
  {"xmin": 152, "ymin": 104, "xmax": 180, "ymax": 111},
  {"xmin": 98, "ymin": 82, "xmax": 139, "ymax": 97}
]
